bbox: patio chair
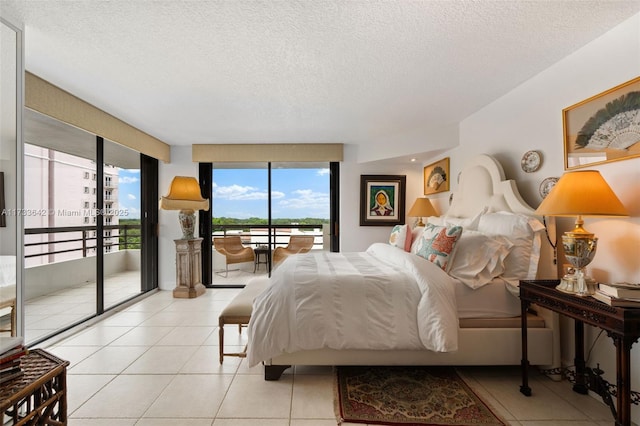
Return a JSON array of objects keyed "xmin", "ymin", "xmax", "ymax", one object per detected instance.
[
  {"xmin": 272, "ymin": 235, "xmax": 314, "ymax": 265},
  {"xmin": 213, "ymin": 236, "xmax": 255, "ymax": 277}
]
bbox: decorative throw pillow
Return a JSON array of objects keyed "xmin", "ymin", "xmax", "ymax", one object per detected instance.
[
  {"xmin": 415, "ymin": 223, "xmax": 463, "ymax": 271},
  {"xmin": 389, "ymin": 224, "xmax": 412, "ymax": 252}
]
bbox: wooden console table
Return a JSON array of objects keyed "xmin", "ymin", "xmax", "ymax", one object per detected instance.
[
  {"xmin": 519, "ymin": 279, "xmax": 640, "ymax": 426},
  {"xmin": 0, "ymin": 349, "xmax": 70, "ymax": 425}
]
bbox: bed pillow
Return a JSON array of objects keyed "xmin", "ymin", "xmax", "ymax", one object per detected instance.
[
  {"xmin": 442, "ymin": 207, "xmax": 487, "ymax": 231},
  {"xmin": 448, "ymin": 230, "xmax": 513, "ymax": 289},
  {"xmin": 415, "ymin": 223, "xmax": 463, "ymax": 271},
  {"xmin": 477, "ymin": 212, "xmax": 545, "ymax": 285},
  {"xmin": 389, "ymin": 224, "xmax": 412, "ymax": 252},
  {"xmin": 410, "ymin": 226, "xmax": 425, "ymax": 254}
]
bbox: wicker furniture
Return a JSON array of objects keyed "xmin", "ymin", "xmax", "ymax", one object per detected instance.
[
  {"xmin": 272, "ymin": 235, "xmax": 314, "ymax": 265},
  {"xmin": 213, "ymin": 236, "xmax": 255, "ymax": 277},
  {"xmin": 0, "ymin": 349, "xmax": 69, "ymax": 425}
]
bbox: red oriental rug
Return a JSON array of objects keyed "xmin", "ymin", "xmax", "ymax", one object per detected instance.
[{"xmin": 335, "ymin": 366, "xmax": 507, "ymax": 425}]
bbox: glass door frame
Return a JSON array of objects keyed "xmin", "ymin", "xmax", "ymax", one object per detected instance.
[{"xmin": 199, "ymin": 161, "xmax": 339, "ymax": 287}]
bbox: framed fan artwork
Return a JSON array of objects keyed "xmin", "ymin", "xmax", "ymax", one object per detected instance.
[
  {"xmin": 423, "ymin": 157, "xmax": 450, "ymax": 195},
  {"xmin": 563, "ymin": 76, "xmax": 640, "ymax": 170}
]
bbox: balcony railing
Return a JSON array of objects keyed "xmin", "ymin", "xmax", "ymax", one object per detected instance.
[
  {"xmin": 212, "ymin": 224, "xmax": 326, "ymax": 249},
  {"xmin": 24, "ymin": 223, "xmax": 326, "ymax": 261},
  {"xmin": 24, "ymin": 224, "xmax": 141, "ymax": 259}
]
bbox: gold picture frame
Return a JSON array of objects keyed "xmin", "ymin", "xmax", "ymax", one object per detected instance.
[
  {"xmin": 563, "ymin": 76, "xmax": 640, "ymax": 170},
  {"xmin": 423, "ymin": 157, "xmax": 450, "ymax": 195}
]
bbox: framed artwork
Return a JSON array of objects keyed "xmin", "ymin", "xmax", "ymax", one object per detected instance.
[
  {"xmin": 360, "ymin": 174, "xmax": 406, "ymax": 226},
  {"xmin": 563, "ymin": 76, "xmax": 640, "ymax": 170},
  {"xmin": 423, "ymin": 157, "xmax": 450, "ymax": 195}
]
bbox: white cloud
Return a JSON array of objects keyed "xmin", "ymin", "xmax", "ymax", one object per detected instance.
[
  {"xmin": 277, "ymin": 189, "xmax": 329, "ymax": 214},
  {"xmin": 127, "ymin": 194, "xmax": 136, "ymax": 200},
  {"xmin": 316, "ymin": 168, "xmax": 330, "ymax": 176},
  {"xmin": 119, "ymin": 176, "xmax": 139, "ymax": 184},
  {"xmin": 213, "ymin": 183, "xmax": 284, "ymax": 200}
]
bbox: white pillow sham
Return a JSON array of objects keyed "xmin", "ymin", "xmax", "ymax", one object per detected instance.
[
  {"xmin": 477, "ymin": 212, "xmax": 545, "ymax": 286},
  {"xmin": 448, "ymin": 230, "xmax": 513, "ymax": 289}
]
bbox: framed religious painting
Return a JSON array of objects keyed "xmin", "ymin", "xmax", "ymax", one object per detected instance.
[
  {"xmin": 423, "ymin": 157, "xmax": 450, "ymax": 195},
  {"xmin": 563, "ymin": 76, "xmax": 640, "ymax": 170},
  {"xmin": 359, "ymin": 175, "xmax": 406, "ymax": 226}
]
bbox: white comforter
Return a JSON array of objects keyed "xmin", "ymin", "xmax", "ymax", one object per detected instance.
[{"xmin": 247, "ymin": 243, "xmax": 458, "ymax": 367}]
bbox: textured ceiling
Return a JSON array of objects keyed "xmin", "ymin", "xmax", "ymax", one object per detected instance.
[{"xmin": 3, "ymin": 0, "xmax": 640, "ymax": 163}]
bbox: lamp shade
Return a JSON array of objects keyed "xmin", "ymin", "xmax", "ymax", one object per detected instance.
[
  {"xmin": 408, "ymin": 197, "xmax": 438, "ymax": 218},
  {"xmin": 535, "ymin": 170, "xmax": 628, "ymax": 217},
  {"xmin": 160, "ymin": 176, "xmax": 209, "ymax": 211}
]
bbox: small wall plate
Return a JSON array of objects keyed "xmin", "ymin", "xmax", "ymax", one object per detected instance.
[
  {"xmin": 521, "ymin": 150, "xmax": 542, "ymax": 173},
  {"xmin": 539, "ymin": 177, "xmax": 559, "ymax": 198}
]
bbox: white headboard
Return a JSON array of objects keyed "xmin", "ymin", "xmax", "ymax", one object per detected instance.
[{"xmin": 448, "ymin": 154, "xmax": 557, "ymax": 280}]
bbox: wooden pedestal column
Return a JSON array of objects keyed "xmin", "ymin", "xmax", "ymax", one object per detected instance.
[{"xmin": 173, "ymin": 238, "xmax": 206, "ymax": 298}]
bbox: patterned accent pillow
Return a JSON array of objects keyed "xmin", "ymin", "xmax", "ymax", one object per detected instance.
[
  {"xmin": 416, "ymin": 223, "xmax": 463, "ymax": 271},
  {"xmin": 389, "ymin": 224, "xmax": 412, "ymax": 252}
]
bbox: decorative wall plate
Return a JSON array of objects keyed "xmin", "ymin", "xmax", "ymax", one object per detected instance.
[
  {"xmin": 521, "ymin": 150, "xmax": 542, "ymax": 173},
  {"xmin": 539, "ymin": 177, "xmax": 559, "ymax": 198}
]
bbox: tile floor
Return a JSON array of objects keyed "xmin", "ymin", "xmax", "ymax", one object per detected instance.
[{"xmin": 37, "ymin": 286, "xmax": 617, "ymax": 426}]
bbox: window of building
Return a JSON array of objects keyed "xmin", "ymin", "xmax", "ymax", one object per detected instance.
[
  {"xmin": 84, "ymin": 172, "xmax": 89, "ymax": 179},
  {"xmin": 84, "ymin": 186, "xmax": 89, "ymax": 193}
]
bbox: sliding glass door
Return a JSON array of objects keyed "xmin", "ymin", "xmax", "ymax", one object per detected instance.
[
  {"xmin": 207, "ymin": 161, "xmax": 331, "ymax": 286},
  {"xmin": 22, "ymin": 109, "xmax": 157, "ymax": 345}
]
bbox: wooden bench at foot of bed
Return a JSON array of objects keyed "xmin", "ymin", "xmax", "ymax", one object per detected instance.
[{"xmin": 218, "ymin": 277, "xmax": 269, "ymax": 364}]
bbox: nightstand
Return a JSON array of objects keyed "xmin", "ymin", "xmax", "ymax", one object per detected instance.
[{"xmin": 519, "ymin": 279, "xmax": 640, "ymax": 426}]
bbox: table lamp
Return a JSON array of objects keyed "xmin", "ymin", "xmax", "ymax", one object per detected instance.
[
  {"xmin": 535, "ymin": 170, "xmax": 628, "ymax": 296},
  {"xmin": 408, "ymin": 197, "xmax": 438, "ymax": 227},
  {"xmin": 160, "ymin": 176, "xmax": 209, "ymax": 239}
]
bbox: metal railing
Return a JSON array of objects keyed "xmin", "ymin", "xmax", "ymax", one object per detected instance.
[
  {"xmin": 212, "ymin": 224, "xmax": 325, "ymax": 249},
  {"xmin": 24, "ymin": 222, "xmax": 326, "ymax": 260},
  {"xmin": 24, "ymin": 224, "xmax": 141, "ymax": 259}
]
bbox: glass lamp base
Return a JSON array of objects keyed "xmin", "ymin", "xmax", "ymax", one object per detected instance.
[{"xmin": 556, "ymin": 273, "xmax": 596, "ymax": 296}]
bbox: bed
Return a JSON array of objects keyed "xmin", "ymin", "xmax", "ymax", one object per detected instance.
[{"xmin": 247, "ymin": 154, "xmax": 560, "ymax": 380}]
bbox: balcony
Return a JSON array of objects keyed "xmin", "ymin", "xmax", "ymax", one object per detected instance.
[{"xmin": 8, "ymin": 223, "xmax": 328, "ymax": 342}]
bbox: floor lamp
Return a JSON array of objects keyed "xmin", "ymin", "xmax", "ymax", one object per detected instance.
[{"xmin": 160, "ymin": 176, "xmax": 210, "ymax": 298}]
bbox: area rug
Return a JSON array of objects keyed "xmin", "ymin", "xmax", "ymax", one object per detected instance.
[{"xmin": 334, "ymin": 366, "xmax": 507, "ymax": 425}]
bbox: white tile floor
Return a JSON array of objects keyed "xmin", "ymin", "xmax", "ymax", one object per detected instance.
[{"xmin": 37, "ymin": 286, "xmax": 617, "ymax": 426}]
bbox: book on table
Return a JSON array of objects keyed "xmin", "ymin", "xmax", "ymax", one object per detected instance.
[
  {"xmin": 592, "ymin": 290, "xmax": 640, "ymax": 308},
  {"xmin": 598, "ymin": 282, "xmax": 640, "ymax": 299}
]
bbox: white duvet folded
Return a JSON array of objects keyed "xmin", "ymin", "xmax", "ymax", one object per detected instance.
[{"xmin": 246, "ymin": 243, "xmax": 458, "ymax": 367}]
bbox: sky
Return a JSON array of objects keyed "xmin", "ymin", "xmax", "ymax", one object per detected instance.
[
  {"xmin": 212, "ymin": 168, "xmax": 330, "ymax": 219},
  {"xmin": 117, "ymin": 169, "xmax": 141, "ymax": 219},
  {"xmin": 116, "ymin": 167, "xmax": 330, "ymax": 220}
]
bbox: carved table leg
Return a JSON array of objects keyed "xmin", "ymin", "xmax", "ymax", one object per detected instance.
[
  {"xmin": 573, "ymin": 320, "xmax": 588, "ymax": 395},
  {"xmin": 613, "ymin": 335, "xmax": 634, "ymax": 426},
  {"xmin": 520, "ymin": 299, "xmax": 531, "ymax": 396}
]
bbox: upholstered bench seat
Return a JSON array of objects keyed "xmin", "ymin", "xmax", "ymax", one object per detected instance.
[{"xmin": 218, "ymin": 277, "xmax": 270, "ymax": 363}]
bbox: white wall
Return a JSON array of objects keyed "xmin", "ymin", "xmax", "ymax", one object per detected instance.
[
  {"xmin": 158, "ymin": 145, "xmax": 199, "ymax": 291},
  {"xmin": 443, "ymin": 12, "xmax": 640, "ymax": 420},
  {"xmin": 339, "ymin": 143, "xmax": 425, "ymax": 252}
]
